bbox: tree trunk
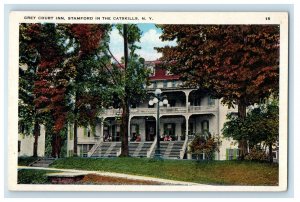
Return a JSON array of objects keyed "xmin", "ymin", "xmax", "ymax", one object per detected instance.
[
  {"xmin": 120, "ymin": 24, "xmax": 129, "ymax": 157},
  {"xmin": 33, "ymin": 121, "xmax": 40, "ymax": 157},
  {"xmin": 268, "ymin": 143, "xmax": 273, "ymax": 163},
  {"xmin": 51, "ymin": 133, "xmax": 62, "ymax": 158},
  {"xmin": 73, "ymin": 91, "xmax": 78, "ymax": 157},
  {"xmin": 238, "ymin": 101, "xmax": 248, "ymax": 160},
  {"xmin": 120, "ymin": 100, "xmax": 129, "ymax": 156},
  {"xmin": 73, "ymin": 119, "xmax": 78, "ymax": 156}
]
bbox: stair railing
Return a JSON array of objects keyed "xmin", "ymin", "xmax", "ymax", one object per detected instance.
[
  {"xmin": 116, "ymin": 147, "xmax": 122, "ymax": 157},
  {"xmin": 180, "ymin": 135, "xmax": 189, "ymax": 159},
  {"xmin": 87, "ymin": 139, "xmax": 102, "ymax": 157},
  {"xmin": 147, "ymin": 136, "xmax": 157, "ymax": 158}
]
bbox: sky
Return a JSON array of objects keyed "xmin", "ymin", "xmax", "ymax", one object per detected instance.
[{"xmin": 109, "ymin": 24, "xmax": 176, "ymax": 62}]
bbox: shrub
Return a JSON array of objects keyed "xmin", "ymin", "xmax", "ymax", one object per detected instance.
[
  {"xmin": 245, "ymin": 148, "xmax": 268, "ymax": 161},
  {"xmin": 189, "ymin": 132, "xmax": 221, "ymax": 160},
  {"xmin": 18, "ymin": 169, "xmax": 51, "ymax": 184}
]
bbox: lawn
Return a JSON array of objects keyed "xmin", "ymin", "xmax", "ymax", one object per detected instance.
[
  {"xmin": 17, "ymin": 169, "xmax": 58, "ymax": 184},
  {"xmin": 50, "ymin": 157, "xmax": 279, "ymax": 186}
]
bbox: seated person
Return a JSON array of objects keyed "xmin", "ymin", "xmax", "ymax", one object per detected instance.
[
  {"xmin": 164, "ymin": 135, "xmax": 172, "ymax": 141},
  {"xmin": 131, "ymin": 133, "xmax": 137, "ymax": 142},
  {"xmin": 135, "ymin": 135, "xmax": 141, "ymax": 142}
]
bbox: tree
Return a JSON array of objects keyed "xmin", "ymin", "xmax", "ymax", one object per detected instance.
[
  {"xmin": 157, "ymin": 25, "xmax": 279, "ymax": 159},
  {"xmin": 63, "ymin": 24, "xmax": 110, "ymax": 156},
  {"xmin": 22, "ymin": 23, "xmax": 69, "ymax": 158},
  {"xmin": 104, "ymin": 24, "xmax": 150, "ymax": 156},
  {"xmin": 19, "ymin": 24, "xmax": 49, "ymax": 157},
  {"xmin": 222, "ymin": 99, "xmax": 279, "ymax": 162},
  {"xmin": 20, "ymin": 23, "xmax": 109, "ymax": 158}
]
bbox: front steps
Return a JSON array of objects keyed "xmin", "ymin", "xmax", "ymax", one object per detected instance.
[
  {"xmin": 90, "ymin": 141, "xmax": 186, "ymax": 159},
  {"xmin": 151, "ymin": 141, "xmax": 185, "ymax": 159},
  {"xmin": 129, "ymin": 142, "xmax": 153, "ymax": 157},
  {"xmin": 29, "ymin": 158, "xmax": 55, "ymax": 167},
  {"xmin": 91, "ymin": 142, "xmax": 121, "ymax": 157}
]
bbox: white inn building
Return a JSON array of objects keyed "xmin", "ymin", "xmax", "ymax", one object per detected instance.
[{"xmin": 18, "ymin": 61, "xmax": 242, "ymax": 160}]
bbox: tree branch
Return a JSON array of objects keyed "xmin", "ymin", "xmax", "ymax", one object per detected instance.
[{"xmin": 106, "ymin": 47, "xmax": 123, "ymax": 68}]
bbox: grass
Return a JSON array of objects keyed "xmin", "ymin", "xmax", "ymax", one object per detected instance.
[
  {"xmin": 17, "ymin": 169, "xmax": 58, "ymax": 184},
  {"xmin": 18, "ymin": 157, "xmax": 39, "ymax": 166},
  {"xmin": 50, "ymin": 157, "xmax": 279, "ymax": 186}
]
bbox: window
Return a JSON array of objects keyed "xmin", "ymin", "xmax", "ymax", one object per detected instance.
[
  {"xmin": 172, "ymin": 81, "xmax": 176, "ymax": 88},
  {"xmin": 208, "ymin": 97, "xmax": 215, "ymax": 106},
  {"xmin": 226, "ymin": 149, "xmax": 239, "ymax": 160},
  {"xmin": 148, "ymin": 65, "xmax": 155, "ymax": 76},
  {"xmin": 163, "ymin": 81, "xmax": 168, "ymax": 88},
  {"xmin": 192, "ymin": 153, "xmax": 205, "ymax": 160},
  {"xmin": 80, "ymin": 144, "xmax": 93, "ymax": 157},
  {"xmin": 153, "ymin": 81, "xmax": 157, "ymax": 89},
  {"xmin": 201, "ymin": 120, "xmax": 209, "ymax": 133}
]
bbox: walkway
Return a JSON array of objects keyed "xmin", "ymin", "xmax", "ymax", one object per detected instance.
[{"xmin": 18, "ymin": 166, "xmax": 204, "ymax": 186}]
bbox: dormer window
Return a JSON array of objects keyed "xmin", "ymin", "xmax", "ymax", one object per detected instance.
[
  {"xmin": 165, "ymin": 70, "xmax": 173, "ymax": 76},
  {"xmin": 148, "ymin": 65, "xmax": 155, "ymax": 76}
]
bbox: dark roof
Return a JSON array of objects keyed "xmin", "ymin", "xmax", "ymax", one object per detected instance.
[{"xmin": 146, "ymin": 61, "xmax": 180, "ymax": 81}]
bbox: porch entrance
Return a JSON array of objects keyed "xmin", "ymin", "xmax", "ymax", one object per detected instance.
[{"xmin": 145, "ymin": 117, "xmax": 156, "ymax": 141}]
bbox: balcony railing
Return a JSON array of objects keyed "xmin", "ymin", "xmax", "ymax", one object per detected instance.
[
  {"xmin": 188, "ymin": 105, "xmax": 217, "ymax": 113},
  {"xmin": 130, "ymin": 107, "xmax": 186, "ymax": 115},
  {"xmin": 103, "ymin": 105, "xmax": 217, "ymax": 116}
]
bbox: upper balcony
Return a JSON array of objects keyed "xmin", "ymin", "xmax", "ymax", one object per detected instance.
[{"xmin": 103, "ymin": 105, "xmax": 218, "ymax": 117}]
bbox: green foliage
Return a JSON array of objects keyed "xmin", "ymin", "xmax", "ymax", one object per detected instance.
[
  {"xmin": 108, "ymin": 24, "xmax": 150, "ymax": 106},
  {"xmin": 158, "ymin": 25, "xmax": 279, "ymax": 108},
  {"xmin": 244, "ymin": 148, "xmax": 269, "ymax": 161},
  {"xmin": 18, "ymin": 169, "xmax": 57, "ymax": 184},
  {"xmin": 44, "ymin": 120, "xmax": 67, "ymax": 158},
  {"xmin": 18, "ymin": 157, "xmax": 39, "ymax": 166},
  {"xmin": 222, "ymin": 100, "xmax": 279, "ymax": 152},
  {"xmin": 189, "ymin": 132, "xmax": 221, "ymax": 160}
]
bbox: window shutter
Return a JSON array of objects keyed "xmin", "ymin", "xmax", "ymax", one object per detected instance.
[
  {"xmin": 83, "ymin": 127, "xmax": 87, "ymax": 137},
  {"xmin": 234, "ymin": 149, "xmax": 238, "ymax": 160},
  {"xmin": 226, "ymin": 149, "xmax": 229, "ymax": 160},
  {"xmin": 69, "ymin": 124, "xmax": 74, "ymax": 140}
]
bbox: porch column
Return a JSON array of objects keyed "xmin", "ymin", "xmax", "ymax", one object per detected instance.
[
  {"xmin": 100, "ymin": 121, "xmax": 104, "ymax": 142},
  {"xmin": 186, "ymin": 115, "xmax": 192, "ymax": 159},
  {"xmin": 184, "ymin": 90, "xmax": 192, "ymax": 113},
  {"xmin": 185, "ymin": 115, "xmax": 189, "ymax": 138},
  {"xmin": 178, "ymin": 122, "xmax": 181, "ymax": 141},
  {"xmin": 128, "ymin": 116, "xmax": 132, "ymax": 142}
]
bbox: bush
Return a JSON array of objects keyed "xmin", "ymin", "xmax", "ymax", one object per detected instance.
[
  {"xmin": 18, "ymin": 157, "xmax": 39, "ymax": 166},
  {"xmin": 189, "ymin": 132, "xmax": 221, "ymax": 160},
  {"xmin": 245, "ymin": 148, "xmax": 268, "ymax": 161},
  {"xmin": 18, "ymin": 169, "xmax": 51, "ymax": 184}
]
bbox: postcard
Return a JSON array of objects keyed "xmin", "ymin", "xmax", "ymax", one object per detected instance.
[{"xmin": 8, "ymin": 11, "xmax": 288, "ymax": 192}]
